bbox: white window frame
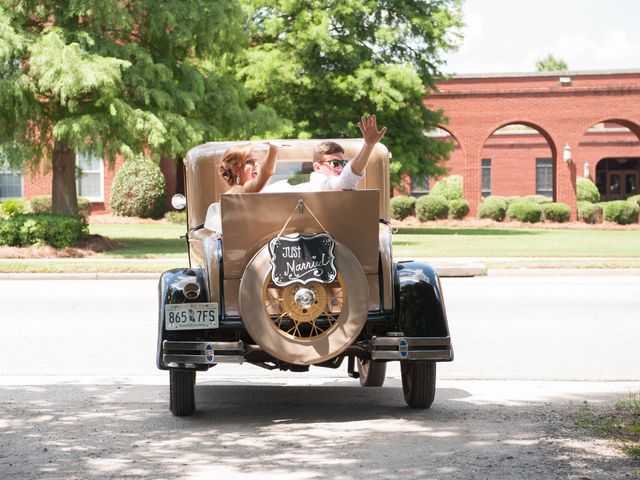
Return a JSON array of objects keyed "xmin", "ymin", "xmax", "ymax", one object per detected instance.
[{"xmin": 75, "ymin": 152, "xmax": 104, "ymax": 202}]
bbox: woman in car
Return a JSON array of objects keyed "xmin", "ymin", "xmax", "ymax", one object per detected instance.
[{"xmin": 219, "ymin": 141, "xmax": 285, "ymax": 193}]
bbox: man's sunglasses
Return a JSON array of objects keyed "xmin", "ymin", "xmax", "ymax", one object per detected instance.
[{"xmin": 320, "ymin": 159, "xmax": 348, "ymax": 168}]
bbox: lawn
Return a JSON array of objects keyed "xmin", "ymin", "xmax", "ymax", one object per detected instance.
[
  {"xmin": 393, "ymin": 227, "xmax": 640, "ymax": 258},
  {"xmin": 2, "ymin": 223, "xmax": 640, "ymax": 274},
  {"xmin": 89, "ymin": 223, "xmax": 187, "ymax": 258}
]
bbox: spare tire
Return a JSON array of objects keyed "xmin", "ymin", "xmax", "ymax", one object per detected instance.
[{"xmin": 239, "ymin": 241, "xmax": 369, "ymax": 365}]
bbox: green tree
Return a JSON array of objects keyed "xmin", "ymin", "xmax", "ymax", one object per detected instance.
[
  {"xmin": 0, "ymin": 1, "xmax": 278, "ymax": 214},
  {"xmin": 240, "ymin": 0, "xmax": 464, "ymax": 185},
  {"xmin": 535, "ymin": 53, "xmax": 568, "ymax": 72}
]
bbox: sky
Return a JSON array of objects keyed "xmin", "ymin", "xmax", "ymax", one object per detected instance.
[{"xmin": 442, "ymin": 0, "xmax": 640, "ymax": 74}]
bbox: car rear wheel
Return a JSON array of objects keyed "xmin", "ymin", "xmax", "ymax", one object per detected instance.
[
  {"xmin": 357, "ymin": 358, "xmax": 387, "ymax": 387},
  {"xmin": 169, "ymin": 370, "xmax": 196, "ymax": 416},
  {"xmin": 401, "ymin": 361, "xmax": 436, "ymax": 408},
  {"xmin": 239, "ymin": 242, "xmax": 369, "ymax": 365}
]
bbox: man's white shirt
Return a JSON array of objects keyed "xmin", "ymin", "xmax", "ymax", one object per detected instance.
[{"xmin": 263, "ymin": 163, "xmax": 364, "ymax": 192}]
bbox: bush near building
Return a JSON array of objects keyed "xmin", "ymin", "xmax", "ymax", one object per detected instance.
[
  {"xmin": 390, "ymin": 195, "xmax": 417, "ymax": 220},
  {"xmin": 29, "ymin": 195, "xmax": 92, "ymax": 216},
  {"xmin": 416, "ymin": 194, "xmax": 449, "ymax": 221},
  {"xmin": 0, "ymin": 214, "xmax": 87, "ymax": 247},
  {"xmin": 602, "ymin": 201, "xmax": 640, "ymax": 225},
  {"xmin": 0, "ymin": 199, "xmax": 25, "ymax": 216},
  {"xmin": 629, "ymin": 194, "xmax": 640, "ymax": 207},
  {"xmin": 577, "ymin": 201, "xmax": 604, "ymax": 224},
  {"xmin": 506, "ymin": 200, "xmax": 543, "ymax": 223},
  {"xmin": 576, "ymin": 176, "xmax": 601, "ymax": 203},
  {"xmin": 430, "ymin": 175, "xmax": 463, "ymax": 200},
  {"xmin": 477, "ymin": 196, "xmax": 508, "ymax": 221},
  {"xmin": 110, "ymin": 159, "xmax": 166, "ymax": 218},
  {"xmin": 541, "ymin": 202, "xmax": 571, "ymax": 223},
  {"xmin": 522, "ymin": 194, "xmax": 553, "ymax": 204},
  {"xmin": 164, "ymin": 210, "xmax": 187, "ymax": 225},
  {"xmin": 448, "ymin": 198, "xmax": 470, "ymax": 219}
]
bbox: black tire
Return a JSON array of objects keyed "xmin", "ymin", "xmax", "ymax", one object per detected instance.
[
  {"xmin": 357, "ymin": 358, "xmax": 387, "ymax": 387},
  {"xmin": 169, "ymin": 370, "xmax": 196, "ymax": 416},
  {"xmin": 401, "ymin": 361, "xmax": 436, "ymax": 409}
]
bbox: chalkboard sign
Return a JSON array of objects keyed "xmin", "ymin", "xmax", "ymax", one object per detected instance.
[{"xmin": 268, "ymin": 233, "xmax": 337, "ymax": 287}]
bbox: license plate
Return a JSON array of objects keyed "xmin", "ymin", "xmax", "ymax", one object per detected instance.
[{"xmin": 165, "ymin": 303, "xmax": 219, "ymax": 330}]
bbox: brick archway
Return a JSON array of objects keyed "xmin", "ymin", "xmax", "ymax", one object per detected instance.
[{"xmin": 427, "ymin": 71, "xmax": 640, "ymax": 219}]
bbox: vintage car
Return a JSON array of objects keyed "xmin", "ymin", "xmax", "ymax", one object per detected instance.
[{"xmin": 156, "ymin": 139, "xmax": 453, "ymax": 416}]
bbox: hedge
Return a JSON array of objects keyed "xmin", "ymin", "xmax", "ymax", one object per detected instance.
[
  {"xmin": 164, "ymin": 210, "xmax": 187, "ymax": 224},
  {"xmin": 0, "ymin": 199, "xmax": 25, "ymax": 216},
  {"xmin": 29, "ymin": 195, "xmax": 92, "ymax": 216},
  {"xmin": 390, "ymin": 195, "xmax": 417, "ymax": 220},
  {"xmin": 429, "ymin": 175, "xmax": 463, "ymax": 200},
  {"xmin": 0, "ymin": 213, "xmax": 87, "ymax": 247},
  {"xmin": 416, "ymin": 194, "xmax": 449, "ymax": 221},
  {"xmin": 522, "ymin": 195, "xmax": 553, "ymax": 204},
  {"xmin": 477, "ymin": 196, "xmax": 508, "ymax": 221},
  {"xmin": 506, "ymin": 201, "xmax": 543, "ymax": 223},
  {"xmin": 602, "ymin": 200, "xmax": 640, "ymax": 225},
  {"xmin": 541, "ymin": 202, "xmax": 571, "ymax": 223},
  {"xmin": 448, "ymin": 198, "xmax": 470, "ymax": 219},
  {"xmin": 110, "ymin": 159, "xmax": 166, "ymax": 218},
  {"xmin": 576, "ymin": 176, "xmax": 600, "ymax": 203},
  {"xmin": 628, "ymin": 194, "xmax": 640, "ymax": 207},
  {"xmin": 577, "ymin": 201, "xmax": 603, "ymax": 224}
]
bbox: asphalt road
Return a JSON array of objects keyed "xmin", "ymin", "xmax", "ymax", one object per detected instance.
[{"xmin": 1, "ymin": 273, "xmax": 639, "ymax": 479}]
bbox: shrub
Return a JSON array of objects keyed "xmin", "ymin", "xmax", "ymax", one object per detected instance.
[
  {"xmin": 390, "ymin": 195, "xmax": 417, "ymax": 220},
  {"xmin": 429, "ymin": 175, "xmax": 463, "ymax": 200},
  {"xmin": 0, "ymin": 199, "xmax": 25, "ymax": 216},
  {"xmin": 164, "ymin": 210, "xmax": 187, "ymax": 224},
  {"xmin": 507, "ymin": 200, "xmax": 543, "ymax": 223},
  {"xmin": 0, "ymin": 213, "xmax": 87, "ymax": 247},
  {"xmin": 448, "ymin": 198, "xmax": 470, "ymax": 219},
  {"xmin": 541, "ymin": 202, "xmax": 571, "ymax": 223},
  {"xmin": 28, "ymin": 195, "xmax": 92, "ymax": 216},
  {"xmin": 416, "ymin": 194, "xmax": 449, "ymax": 221},
  {"xmin": 628, "ymin": 194, "xmax": 640, "ymax": 207},
  {"xmin": 523, "ymin": 195, "xmax": 553, "ymax": 204},
  {"xmin": 29, "ymin": 195, "xmax": 52, "ymax": 214},
  {"xmin": 576, "ymin": 176, "xmax": 600, "ymax": 203},
  {"xmin": 477, "ymin": 196, "xmax": 508, "ymax": 221},
  {"xmin": 577, "ymin": 201, "xmax": 603, "ymax": 224},
  {"xmin": 602, "ymin": 200, "xmax": 640, "ymax": 225},
  {"xmin": 110, "ymin": 158, "xmax": 166, "ymax": 218}
]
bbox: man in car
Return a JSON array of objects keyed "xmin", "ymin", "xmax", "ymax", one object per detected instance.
[{"xmin": 264, "ymin": 114, "xmax": 387, "ymax": 192}]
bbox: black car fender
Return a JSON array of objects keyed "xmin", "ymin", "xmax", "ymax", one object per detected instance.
[{"xmin": 393, "ymin": 261, "xmax": 450, "ymax": 338}]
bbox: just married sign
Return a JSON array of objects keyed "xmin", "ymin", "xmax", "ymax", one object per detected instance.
[{"xmin": 268, "ymin": 233, "xmax": 337, "ymax": 287}]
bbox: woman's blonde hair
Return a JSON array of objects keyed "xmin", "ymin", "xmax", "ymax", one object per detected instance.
[{"xmin": 219, "ymin": 143, "xmax": 253, "ymax": 186}]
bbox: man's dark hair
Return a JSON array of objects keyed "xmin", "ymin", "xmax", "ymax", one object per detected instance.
[{"xmin": 313, "ymin": 141, "xmax": 344, "ymax": 163}]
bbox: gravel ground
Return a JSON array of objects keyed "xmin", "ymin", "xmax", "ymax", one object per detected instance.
[{"xmin": 1, "ymin": 378, "xmax": 638, "ymax": 480}]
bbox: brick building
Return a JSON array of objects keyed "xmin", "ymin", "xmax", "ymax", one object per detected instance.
[
  {"xmin": 2, "ymin": 70, "xmax": 639, "ymax": 217},
  {"xmin": 422, "ymin": 70, "xmax": 640, "ymax": 218}
]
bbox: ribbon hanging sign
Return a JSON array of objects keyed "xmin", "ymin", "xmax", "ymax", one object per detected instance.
[{"xmin": 268, "ymin": 233, "xmax": 337, "ymax": 287}]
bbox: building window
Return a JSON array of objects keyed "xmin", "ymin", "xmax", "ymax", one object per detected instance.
[
  {"xmin": 481, "ymin": 159, "xmax": 491, "ymax": 197},
  {"xmin": 76, "ymin": 152, "xmax": 104, "ymax": 201},
  {"xmin": 0, "ymin": 168, "xmax": 23, "ymax": 199},
  {"xmin": 410, "ymin": 176, "xmax": 430, "ymax": 197},
  {"xmin": 536, "ymin": 158, "xmax": 553, "ymax": 197}
]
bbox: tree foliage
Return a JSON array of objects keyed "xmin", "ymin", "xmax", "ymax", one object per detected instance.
[
  {"xmin": 535, "ymin": 53, "xmax": 568, "ymax": 72},
  {"xmin": 240, "ymin": 0, "xmax": 463, "ymax": 184},
  {"xmin": 0, "ymin": 0, "xmax": 280, "ymax": 213}
]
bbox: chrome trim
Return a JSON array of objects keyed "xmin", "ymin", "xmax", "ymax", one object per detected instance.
[
  {"xmin": 371, "ymin": 336, "xmax": 453, "ymax": 361},
  {"xmin": 162, "ymin": 340, "xmax": 244, "ymax": 365}
]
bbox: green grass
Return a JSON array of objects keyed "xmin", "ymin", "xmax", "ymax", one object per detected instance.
[
  {"xmin": 577, "ymin": 394, "xmax": 640, "ymax": 462},
  {"xmin": 89, "ymin": 223, "xmax": 187, "ymax": 258},
  {"xmin": 394, "ymin": 227, "xmax": 640, "ymax": 257},
  {"xmin": 2, "ymin": 223, "xmax": 640, "ymax": 274}
]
